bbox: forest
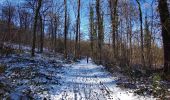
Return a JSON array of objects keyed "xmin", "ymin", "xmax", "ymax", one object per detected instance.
[{"xmin": 0, "ymin": 0, "xmax": 170, "ymax": 99}]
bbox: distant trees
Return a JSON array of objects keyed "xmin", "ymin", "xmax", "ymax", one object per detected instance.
[
  {"xmin": 1, "ymin": 1, "xmax": 16, "ymax": 42},
  {"xmin": 86, "ymin": 0, "xmax": 164, "ymax": 70},
  {"xmin": 158, "ymin": 0, "xmax": 170, "ymax": 76},
  {"xmin": 0, "ymin": 0, "xmax": 167, "ymax": 76},
  {"xmin": 18, "ymin": 9, "xmax": 30, "ymax": 34}
]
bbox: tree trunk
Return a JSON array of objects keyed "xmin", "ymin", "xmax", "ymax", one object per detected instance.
[
  {"xmin": 109, "ymin": 0, "xmax": 118, "ymax": 62},
  {"xmin": 54, "ymin": 17, "xmax": 58, "ymax": 52},
  {"xmin": 158, "ymin": 0, "xmax": 170, "ymax": 76},
  {"xmin": 31, "ymin": 0, "xmax": 42, "ymax": 57},
  {"xmin": 89, "ymin": 4, "xmax": 94, "ymax": 57},
  {"xmin": 64, "ymin": 0, "xmax": 68, "ymax": 58},
  {"xmin": 40, "ymin": 14, "xmax": 44, "ymax": 53},
  {"xmin": 144, "ymin": 16, "xmax": 152, "ymax": 68},
  {"xmin": 96, "ymin": 0, "xmax": 103, "ymax": 64},
  {"xmin": 78, "ymin": 18, "xmax": 81, "ymax": 58},
  {"xmin": 136, "ymin": 0, "xmax": 145, "ymax": 67},
  {"xmin": 75, "ymin": 0, "xmax": 81, "ymax": 60}
]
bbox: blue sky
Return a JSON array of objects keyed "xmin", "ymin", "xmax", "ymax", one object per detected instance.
[
  {"xmin": 0, "ymin": 0, "xmax": 90, "ymax": 39},
  {"xmin": 0, "ymin": 0, "xmax": 22, "ymax": 4},
  {"xmin": 0, "ymin": 0, "xmax": 160, "ymax": 41}
]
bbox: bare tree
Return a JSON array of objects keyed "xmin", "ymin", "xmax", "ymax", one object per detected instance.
[
  {"xmin": 144, "ymin": 16, "xmax": 152, "ymax": 68},
  {"xmin": 96, "ymin": 0, "xmax": 104, "ymax": 64},
  {"xmin": 158, "ymin": 0, "xmax": 170, "ymax": 76},
  {"xmin": 1, "ymin": 0, "xmax": 16, "ymax": 42},
  {"xmin": 64, "ymin": 0, "xmax": 68, "ymax": 58},
  {"xmin": 109, "ymin": 0, "xmax": 118, "ymax": 61},
  {"xmin": 39, "ymin": 0, "xmax": 52, "ymax": 53},
  {"xmin": 89, "ymin": 4, "xmax": 95, "ymax": 57},
  {"xmin": 31, "ymin": 0, "xmax": 42, "ymax": 56},
  {"xmin": 136, "ymin": 0, "xmax": 145, "ymax": 67},
  {"xmin": 74, "ymin": 0, "xmax": 81, "ymax": 60}
]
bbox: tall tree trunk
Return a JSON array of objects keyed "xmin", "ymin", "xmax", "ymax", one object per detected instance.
[
  {"xmin": 50, "ymin": 19, "xmax": 54, "ymax": 51},
  {"xmin": 150, "ymin": 0, "xmax": 154, "ymax": 68},
  {"xmin": 109, "ymin": 0, "xmax": 118, "ymax": 62},
  {"xmin": 129, "ymin": 16, "xmax": 133, "ymax": 66},
  {"xmin": 8, "ymin": 14, "xmax": 11, "ymax": 41},
  {"xmin": 158, "ymin": 0, "xmax": 170, "ymax": 76},
  {"xmin": 96, "ymin": 0, "xmax": 103, "ymax": 64},
  {"xmin": 89, "ymin": 4, "xmax": 94, "ymax": 57},
  {"xmin": 75, "ymin": 0, "xmax": 81, "ymax": 60},
  {"xmin": 54, "ymin": 17, "xmax": 58, "ymax": 52},
  {"xmin": 40, "ymin": 14, "xmax": 44, "ymax": 53},
  {"xmin": 144, "ymin": 16, "xmax": 152, "ymax": 68},
  {"xmin": 64, "ymin": 0, "xmax": 68, "ymax": 58},
  {"xmin": 78, "ymin": 19, "xmax": 81, "ymax": 58},
  {"xmin": 136, "ymin": 0, "xmax": 145, "ymax": 67},
  {"xmin": 31, "ymin": 0, "xmax": 42, "ymax": 57}
]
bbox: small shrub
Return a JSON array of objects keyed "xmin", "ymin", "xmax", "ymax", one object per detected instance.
[
  {"xmin": 0, "ymin": 46, "xmax": 14, "ymax": 56},
  {"xmin": 152, "ymin": 73, "xmax": 167, "ymax": 98},
  {"xmin": 0, "ymin": 64, "xmax": 6, "ymax": 74},
  {"xmin": 152, "ymin": 74, "xmax": 161, "ymax": 94},
  {"xmin": 15, "ymin": 49, "xmax": 24, "ymax": 54}
]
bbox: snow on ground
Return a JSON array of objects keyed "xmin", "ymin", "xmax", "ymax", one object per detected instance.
[
  {"xmin": 40, "ymin": 59, "xmax": 155, "ymax": 100},
  {"xmin": 0, "ymin": 52, "xmax": 155, "ymax": 100}
]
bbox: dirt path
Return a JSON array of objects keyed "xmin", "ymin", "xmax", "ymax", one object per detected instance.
[{"xmin": 49, "ymin": 59, "xmax": 154, "ymax": 100}]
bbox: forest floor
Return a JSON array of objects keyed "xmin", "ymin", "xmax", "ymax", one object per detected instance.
[{"xmin": 0, "ymin": 44, "xmax": 164, "ymax": 100}]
